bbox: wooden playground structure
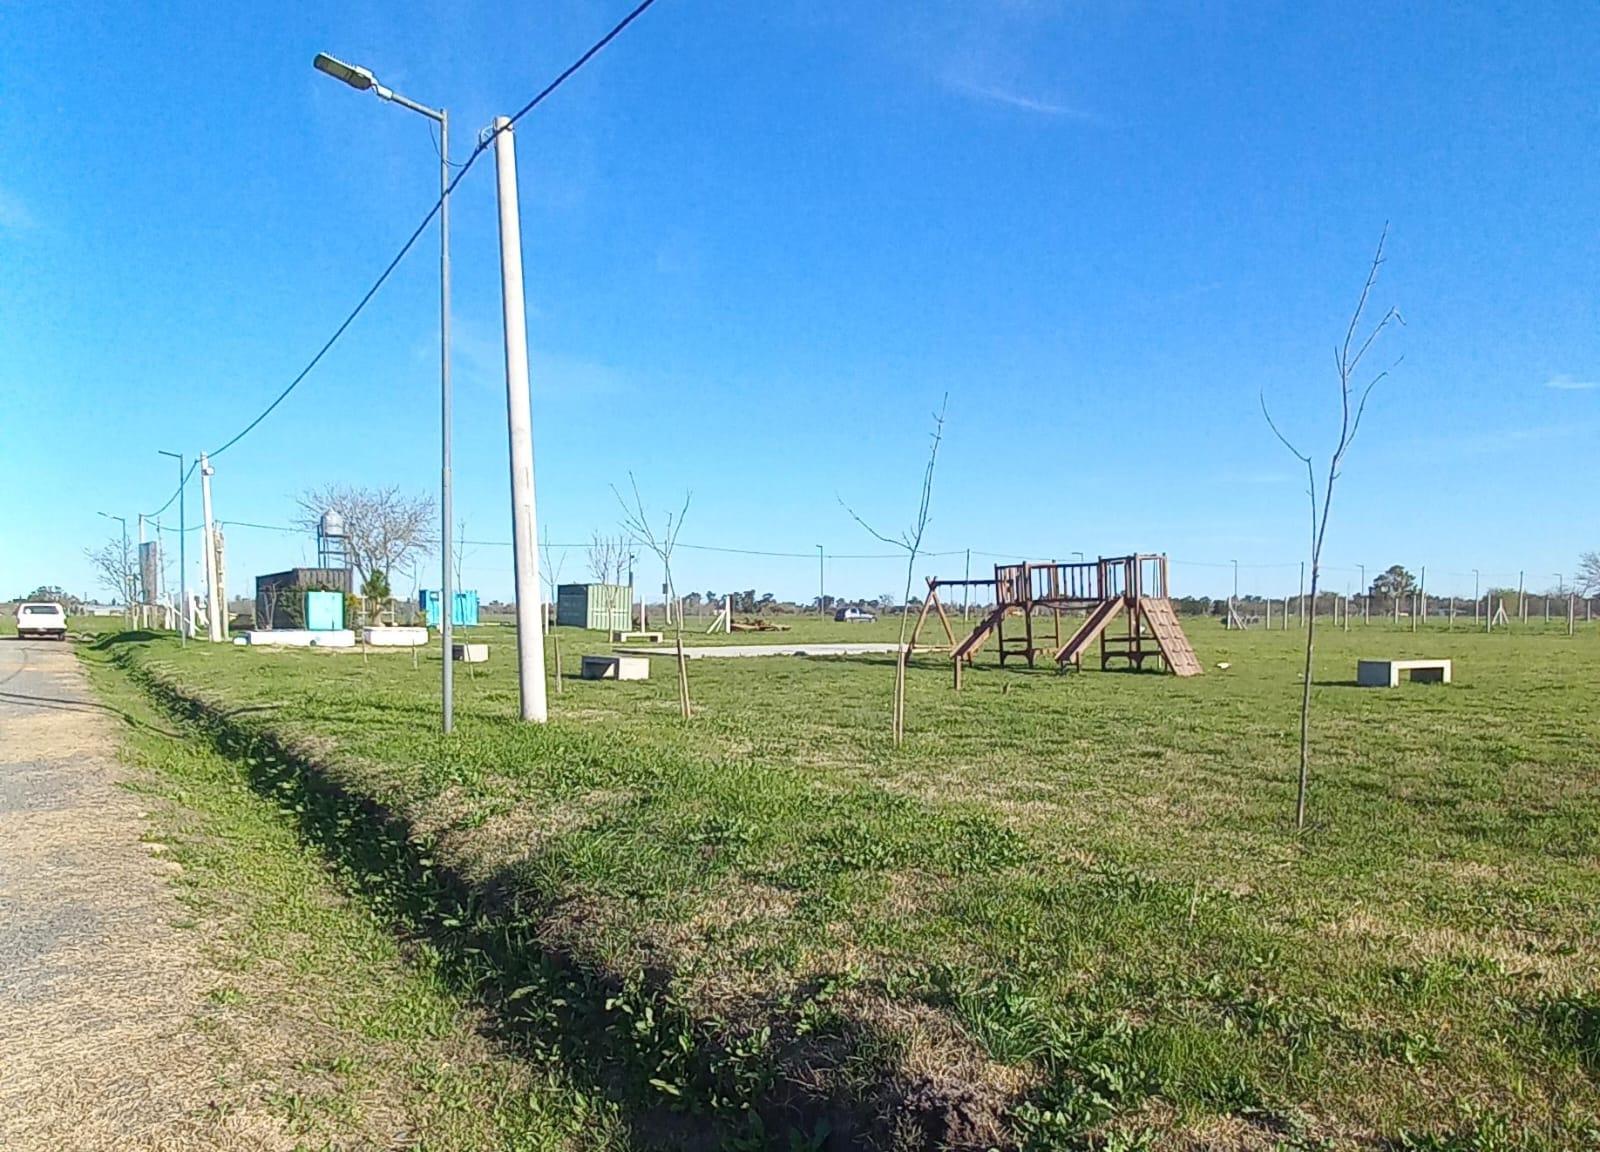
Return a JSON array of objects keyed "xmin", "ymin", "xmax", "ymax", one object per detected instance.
[{"xmin": 909, "ymin": 553, "xmax": 1203, "ymax": 687}]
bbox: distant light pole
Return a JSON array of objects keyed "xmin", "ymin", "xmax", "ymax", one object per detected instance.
[
  {"xmin": 98, "ymin": 512, "xmax": 129, "ymax": 621},
  {"xmin": 1553, "ymin": 573, "xmax": 1563, "ymax": 626},
  {"xmin": 315, "ymin": 51, "xmax": 454, "ymax": 733},
  {"xmin": 1359, "ymin": 562, "xmax": 1367, "ymax": 624},
  {"xmin": 157, "ymin": 450, "xmax": 187, "ymax": 645},
  {"xmin": 1473, "ymin": 569, "xmax": 1480, "ymax": 628},
  {"xmin": 816, "ymin": 545, "xmax": 825, "ymax": 616}
]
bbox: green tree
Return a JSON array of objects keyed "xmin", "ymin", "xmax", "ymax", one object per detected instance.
[
  {"xmin": 362, "ymin": 569, "xmax": 391, "ymax": 624},
  {"xmin": 1369, "ymin": 565, "xmax": 1415, "ymax": 606}
]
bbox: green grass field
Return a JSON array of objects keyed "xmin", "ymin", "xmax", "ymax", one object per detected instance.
[{"xmin": 97, "ymin": 615, "xmax": 1600, "ymax": 1150}]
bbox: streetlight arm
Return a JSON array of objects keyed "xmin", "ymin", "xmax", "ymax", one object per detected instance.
[{"xmin": 376, "ymin": 87, "xmax": 444, "ymax": 124}]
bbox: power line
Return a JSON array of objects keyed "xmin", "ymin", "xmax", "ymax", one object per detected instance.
[
  {"xmin": 143, "ymin": 460, "xmax": 197, "ymax": 519},
  {"xmin": 202, "ymin": 0, "xmax": 663, "ymax": 463},
  {"xmin": 505, "ymin": 0, "xmax": 660, "ymax": 129}
]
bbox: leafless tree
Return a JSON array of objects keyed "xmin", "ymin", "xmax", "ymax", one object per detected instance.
[
  {"xmin": 616, "ymin": 477, "xmax": 692, "ymax": 719},
  {"xmin": 1262, "ymin": 228, "xmax": 1402, "ymax": 830},
  {"xmin": 540, "ymin": 526, "xmax": 568, "ymax": 694},
  {"xmin": 454, "ymin": 516, "xmax": 472, "ymax": 591},
  {"xmin": 586, "ymin": 532, "xmax": 630, "ymax": 586},
  {"xmin": 85, "ymin": 535, "xmax": 138, "ymax": 611},
  {"xmin": 294, "ymin": 483, "xmax": 435, "ymax": 594},
  {"xmin": 841, "ymin": 395, "xmax": 948, "ymax": 745},
  {"xmin": 1577, "ymin": 551, "xmax": 1600, "ymax": 597}
]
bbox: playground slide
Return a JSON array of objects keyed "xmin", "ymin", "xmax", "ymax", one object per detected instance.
[
  {"xmin": 951, "ymin": 605, "xmax": 1008, "ymax": 663},
  {"xmin": 1054, "ymin": 597, "xmax": 1126, "ymax": 667}
]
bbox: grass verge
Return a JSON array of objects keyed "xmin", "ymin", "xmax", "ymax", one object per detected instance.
[
  {"xmin": 98, "ymin": 620, "xmax": 1600, "ymax": 1150},
  {"xmin": 80, "ymin": 640, "xmax": 622, "ymax": 1150}
]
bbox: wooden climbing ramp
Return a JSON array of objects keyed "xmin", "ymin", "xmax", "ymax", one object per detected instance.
[{"xmin": 911, "ymin": 553, "xmax": 1203, "ymax": 686}]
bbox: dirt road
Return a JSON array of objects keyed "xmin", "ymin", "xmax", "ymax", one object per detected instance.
[{"xmin": 0, "ymin": 638, "xmax": 284, "ymax": 1150}]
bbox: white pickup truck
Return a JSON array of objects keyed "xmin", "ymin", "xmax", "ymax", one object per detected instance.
[{"xmin": 16, "ymin": 602, "xmax": 68, "ymax": 640}]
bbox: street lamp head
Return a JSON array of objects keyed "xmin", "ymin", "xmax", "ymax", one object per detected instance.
[{"xmin": 314, "ymin": 52, "xmax": 378, "ymax": 92}]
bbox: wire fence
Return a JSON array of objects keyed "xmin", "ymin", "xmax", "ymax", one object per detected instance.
[{"xmin": 130, "ymin": 515, "xmax": 1598, "ymax": 635}]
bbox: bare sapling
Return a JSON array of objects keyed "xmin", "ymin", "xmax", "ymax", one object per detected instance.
[
  {"xmin": 842, "ymin": 395, "xmax": 948, "ymax": 745},
  {"xmin": 616, "ymin": 476, "xmax": 693, "ymax": 719},
  {"xmin": 1261, "ymin": 227, "xmax": 1402, "ymax": 830},
  {"xmin": 540, "ymin": 525, "xmax": 567, "ymax": 695}
]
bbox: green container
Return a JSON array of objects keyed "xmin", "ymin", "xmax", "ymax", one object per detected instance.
[
  {"xmin": 555, "ymin": 583, "xmax": 631, "ymax": 632},
  {"xmin": 304, "ymin": 590, "xmax": 345, "ymax": 631}
]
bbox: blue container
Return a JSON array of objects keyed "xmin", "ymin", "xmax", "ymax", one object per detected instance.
[
  {"xmin": 304, "ymin": 590, "xmax": 345, "ymax": 631},
  {"xmin": 419, "ymin": 589, "xmax": 480, "ymax": 628}
]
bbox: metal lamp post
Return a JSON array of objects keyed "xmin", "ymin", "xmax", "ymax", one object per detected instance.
[
  {"xmin": 157, "ymin": 451, "xmax": 187, "ymax": 645},
  {"xmin": 315, "ymin": 52, "xmax": 455, "ymax": 733},
  {"xmin": 98, "ymin": 512, "xmax": 130, "ymax": 622}
]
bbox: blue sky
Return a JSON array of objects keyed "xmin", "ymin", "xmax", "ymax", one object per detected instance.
[{"xmin": 2, "ymin": 1, "xmax": 1596, "ymax": 605}]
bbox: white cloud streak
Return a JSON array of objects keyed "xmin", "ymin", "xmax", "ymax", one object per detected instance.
[
  {"xmin": 944, "ymin": 77, "xmax": 1099, "ymax": 122},
  {"xmin": 1544, "ymin": 374, "xmax": 1597, "ymax": 391}
]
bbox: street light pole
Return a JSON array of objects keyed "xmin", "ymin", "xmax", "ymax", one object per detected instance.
[
  {"xmin": 98, "ymin": 512, "xmax": 129, "ymax": 622},
  {"xmin": 157, "ymin": 451, "xmax": 187, "ymax": 646},
  {"xmin": 315, "ymin": 52, "xmax": 454, "ymax": 733}
]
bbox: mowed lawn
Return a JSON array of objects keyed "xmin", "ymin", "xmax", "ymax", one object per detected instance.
[{"xmin": 108, "ymin": 616, "xmax": 1600, "ymax": 1149}]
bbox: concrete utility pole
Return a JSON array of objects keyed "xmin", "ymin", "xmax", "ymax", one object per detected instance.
[
  {"xmin": 491, "ymin": 114, "xmax": 548, "ymax": 724},
  {"xmin": 963, "ymin": 549, "xmax": 971, "ymax": 619},
  {"xmin": 1298, "ymin": 560, "xmax": 1305, "ymax": 628},
  {"xmin": 137, "ymin": 514, "xmax": 146, "ymax": 624},
  {"xmin": 816, "ymin": 544, "xmax": 825, "ymax": 616},
  {"xmin": 1229, "ymin": 559, "xmax": 1238, "ymax": 630},
  {"xmin": 1518, "ymin": 570, "xmax": 1526, "ymax": 624},
  {"xmin": 1415, "ymin": 566, "xmax": 1425, "ymax": 632},
  {"xmin": 1359, "ymin": 563, "xmax": 1367, "ymax": 623},
  {"xmin": 199, "ymin": 454, "xmax": 223, "ymax": 642},
  {"xmin": 158, "ymin": 451, "xmax": 187, "ymax": 644},
  {"xmin": 1473, "ymin": 569, "xmax": 1480, "ymax": 629}
]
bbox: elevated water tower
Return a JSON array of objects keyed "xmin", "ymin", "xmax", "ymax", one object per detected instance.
[{"xmin": 317, "ymin": 510, "xmax": 349, "ymax": 571}]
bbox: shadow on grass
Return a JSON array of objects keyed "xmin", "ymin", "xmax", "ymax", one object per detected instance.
[
  {"xmin": 112, "ymin": 654, "xmax": 980, "ymax": 1151},
  {"xmin": 89, "ymin": 630, "xmax": 164, "ymax": 647},
  {"xmin": 0, "ymin": 689, "xmax": 185, "ymax": 738}
]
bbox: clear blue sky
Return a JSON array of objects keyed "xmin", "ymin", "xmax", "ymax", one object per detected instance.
[{"xmin": 2, "ymin": 1, "xmax": 1596, "ymax": 605}]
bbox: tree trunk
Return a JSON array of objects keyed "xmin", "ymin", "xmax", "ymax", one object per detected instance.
[{"xmin": 1295, "ymin": 568, "xmax": 1319, "ymax": 829}]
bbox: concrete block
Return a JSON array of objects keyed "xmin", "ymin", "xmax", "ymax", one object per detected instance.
[
  {"xmin": 1358, "ymin": 658, "xmax": 1452, "ymax": 687},
  {"xmin": 582, "ymin": 654, "xmax": 650, "ymax": 681},
  {"xmin": 363, "ymin": 626, "xmax": 429, "ymax": 647},
  {"xmin": 243, "ymin": 629, "xmax": 355, "ymax": 648},
  {"xmin": 452, "ymin": 643, "xmax": 490, "ymax": 663}
]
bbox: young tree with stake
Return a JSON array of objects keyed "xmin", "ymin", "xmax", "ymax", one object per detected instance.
[
  {"xmin": 842, "ymin": 395, "xmax": 948, "ymax": 746},
  {"xmin": 616, "ymin": 477, "xmax": 692, "ymax": 720},
  {"xmin": 1261, "ymin": 229, "xmax": 1401, "ymax": 830},
  {"xmin": 540, "ymin": 526, "xmax": 567, "ymax": 694}
]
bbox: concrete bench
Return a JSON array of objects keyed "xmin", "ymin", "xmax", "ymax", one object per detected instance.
[
  {"xmin": 452, "ymin": 642, "xmax": 489, "ymax": 663},
  {"xmin": 611, "ymin": 630, "xmax": 664, "ymax": 643},
  {"xmin": 582, "ymin": 654, "xmax": 650, "ymax": 681},
  {"xmin": 1357, "ymin": 658, "xmax": 1452, "ymax": 687},
  {"xmin": 364, "ymin": 626, "xmax": 428, "ymax": 647}
]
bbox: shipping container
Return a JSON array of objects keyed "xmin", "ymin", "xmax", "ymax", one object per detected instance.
[
  {"xmin": 255, "ymin": 567, "xmax": 352, "ymax": 630},
  {"xmin": 419, "ymin": 589, "xmax": 480, "ymax": 628},
  {"xmin": 304, "ymin": 590, "xmax": 345, "ymax": 631},
  {"xmin": 555, "ymin": 583, "xmax": 631, "ymax": 632}
]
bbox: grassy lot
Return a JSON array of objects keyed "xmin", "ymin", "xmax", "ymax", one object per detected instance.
[
  {"xmin": 102, "ymin": 615, "xmax": 1600, "ymax": 1149},
  {"xmin": 78, "ymin": 641, "xmax": 623, "ymax": 1149}
]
